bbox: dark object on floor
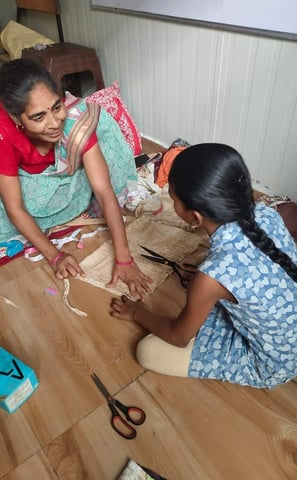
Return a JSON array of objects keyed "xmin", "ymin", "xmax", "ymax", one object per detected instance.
[
  {"xmin": 276, "ymin": 202, "xmax": 297, "ymax": 243},
  {"xmin": 135, "ymin": 153, "xmax": 151, "ymax": 168},
  {"xmin": 141, "ymin": 464, "xmax": 167, "ymax": 480}
]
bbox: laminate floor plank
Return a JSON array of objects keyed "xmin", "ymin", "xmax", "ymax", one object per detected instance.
[
  {"xmin": 138, "ymin": 372, "xmax": 297, "ymax": 480},
  {"xmin": 0, "ymin": 407, "xmax": 41, "ymax": 478},
  {"xmin": 2, "ymin": 451, "xmax": 58, "ymax": 480},
  {"xmin": 42, "ymin": 371, "xmax": 297, "ymax": 480},
  {"xmin": 1, "ymin": 169, "xmax": 297, "ymax": 479},
  {"xmin": 44, "ymin": 377, "xmax": 207, "ymax": 480},
  {"xmin": 0, "ymin": 266, "xmax": 144, "ymax": 457}
]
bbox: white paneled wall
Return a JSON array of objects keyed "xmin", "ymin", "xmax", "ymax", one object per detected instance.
[{"xmin": 55, "ymin": 1, "xmax": 297, "ymax": 200}]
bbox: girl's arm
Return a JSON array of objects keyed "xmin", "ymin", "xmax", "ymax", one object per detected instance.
[
  {"xmin": 82, "ymin": 143, "xmax": 152, "ymax": 298},
  {"xmin": 110, "ymin": 271, "xmax": 236, "ymax": 346},
  {"xmin": 0, "ymin": 174, "xmax": 85, "ymax": 278}
]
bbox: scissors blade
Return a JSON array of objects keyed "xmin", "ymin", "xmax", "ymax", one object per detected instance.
[
  {"xmin": 91, "ymin": 373, "xmax": 113, "ymax": 401},
  {"xmin": 139, "ymin": 245, "xmax": 163, "ymax": 257},
  {"xmin": 140, "ymin": 254, "xmax": 172, "ymax": 266},
  {"xmin": 139, "ymin": 245, "xmax": 173, "ymax": 264}
]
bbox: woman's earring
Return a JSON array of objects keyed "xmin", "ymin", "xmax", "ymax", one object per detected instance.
[{"xmin": 15, "ymin": 123, "xmax": 24, "ymax": 131}]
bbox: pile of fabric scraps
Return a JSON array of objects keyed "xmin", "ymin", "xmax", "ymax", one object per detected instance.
[
  {"xmin": 0, "ymin": 239, "xmax": 26, "ymax": 266},
  {"xmin": 256, "ymin": 194, "xmax": 297, "ymax": 243},
  {"xmin": 0, "ymin": 239, "xmax": 24, "ymax": 260},
  {"xmin": 118, "ymin": 458, "xmax": 166, "ymax": 480},
  {"xmin": 0, "ymin": 200, "xmax": 115, "ymax": 267},
  {"xmin": 129, "ymin": 138, "xmax": 191, "ymax": 215},
  {"xmin": 0, "ymin": 199, "xmax": 109, "ymax": 267},
  {"xmin": 154, "ymin": 138, "xmax": 191, "ymax": 189},
  {"xmin": 25, "ymin": 225, "xmax": 109, "ymax": 264},
  {"xmin": 125, "ymin": 153, "xmax": 163, "ymax": 212}
]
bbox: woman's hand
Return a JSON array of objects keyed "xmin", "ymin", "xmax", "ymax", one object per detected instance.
[
  {"xmin": 83, "ymin": 145, "xmax": 153, "ymax": 298},
  {"xmin": 52, "ymin": 251, "xmax": 85, "ymax": 279},
  {"xmin": 107, "ymin": 260, "xmax": 152, "ymax": 298},
  {"xmin": 110, "ymin": 295, "xmax": 144, "ymax": 322}
]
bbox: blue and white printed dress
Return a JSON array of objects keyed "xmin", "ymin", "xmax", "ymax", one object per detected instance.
[{"xmin": 189, "ymin": 204, "xmax": 297, "ymax": 388}]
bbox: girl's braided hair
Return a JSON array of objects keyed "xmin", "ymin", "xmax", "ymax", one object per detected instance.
[
  {"xmin": 168, "ymin": 143, "xmax": 297, "ymax": 282},
  {"xmin": 0, "ymin": 58, "xmax": 58, "ymax": 118}
]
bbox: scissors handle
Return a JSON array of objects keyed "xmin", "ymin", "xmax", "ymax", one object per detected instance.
[
  {"xmin": 172, "ymin": 263, "xmax": 197, "ymax": 289},
  {"xmin": 172, "ymin": 265, "xmax": 187, "ymax": 288},
  {"xmin": 109, "ymin": 404, "xmax": 137, "ymax": 440},
  {"xmin": 180, "ymin": 262, "xmax": 197, "ymax": 270},
  {"xmin": 114, "ymin": 399, "xmax": 146, "ymax": 425}
]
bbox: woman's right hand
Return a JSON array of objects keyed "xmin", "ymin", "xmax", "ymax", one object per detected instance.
[{"xmin": 51, "ymin": 251, "xmax": 85, "ymax": 279}]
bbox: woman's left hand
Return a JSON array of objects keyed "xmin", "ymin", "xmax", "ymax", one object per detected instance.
[
  {"xmin": 107, "ymin": 260, "xmax": 152, "ymax": 298},
  {"xmin": 110, "ymin": 294, "xmax": 143, "ymax": 322}
]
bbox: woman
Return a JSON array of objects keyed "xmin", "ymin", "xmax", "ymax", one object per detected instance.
[
  {"xmin": 111, "ymin": 143, "xmax": 297, "ymax": 388},
  {"xmin": 0, "ymin": 59, "xmax": 151, "ymax": 297}
]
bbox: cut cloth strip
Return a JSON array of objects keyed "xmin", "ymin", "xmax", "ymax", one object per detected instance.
[{"xmin": 24, "ymin": 226, "xmax": 108, "ymax": 262}]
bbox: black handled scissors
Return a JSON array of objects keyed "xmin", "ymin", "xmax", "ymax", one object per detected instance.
[
  {"xmin": 140, "ymin": 245, "xmax": 196, "ymax": 288},
  {"xmin": 91, "ymin": 372, "xmax": 146, "ymax": 440}
]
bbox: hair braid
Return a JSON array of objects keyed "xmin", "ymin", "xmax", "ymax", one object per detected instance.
[
  {"xmin": 169, "ymin": 143, "xmax": 297, "ymax": 283},
  {"xmin": 231, "ymin": 173, "xmax": 297, "ymax": 282},
  {"xmin": 238, "ymin": 212, "xmax": 297, "ymax": 282}
]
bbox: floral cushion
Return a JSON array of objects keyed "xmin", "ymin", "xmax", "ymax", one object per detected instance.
[{"xmin": 86, "ymin": 81, "xmax": 142, "ymax": 155}]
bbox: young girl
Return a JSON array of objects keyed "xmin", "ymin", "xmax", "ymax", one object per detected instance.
[
  {"xmin": 110, "ymin": 143, "xmax": 297, "ymax": 388},
  {"xmin": 0, "ymin": 59, "xmax": 151, "ymax": 297}
]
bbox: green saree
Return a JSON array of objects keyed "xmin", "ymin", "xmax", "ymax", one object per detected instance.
[{"xmin": 0, "ymin": 96, "xmax": 138, "ymax": 242}]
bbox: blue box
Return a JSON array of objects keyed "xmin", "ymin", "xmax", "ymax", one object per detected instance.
[{"xmin": 0, "ymin": 347, "xmax": 39, "ymax": 413}]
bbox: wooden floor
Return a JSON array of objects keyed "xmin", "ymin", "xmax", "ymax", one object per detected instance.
[{"xmin": 1, "ymin": 139, "xmax": 297, "ymax": 479}]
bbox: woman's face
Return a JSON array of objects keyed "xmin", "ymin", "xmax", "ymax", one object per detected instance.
[{"xmin": 18, "ymin": 82, "xmax": 67, "ymax": 143}]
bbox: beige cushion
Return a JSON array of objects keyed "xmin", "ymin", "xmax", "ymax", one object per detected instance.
[
  {"xmin": 0, "ymin": 20, "xmax": 54, "ymax": 60},
  {"xmin": 0, "ymin": 36, "xmax": 9, "ymax": 62}
]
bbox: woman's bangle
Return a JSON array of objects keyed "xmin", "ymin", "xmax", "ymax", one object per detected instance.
[
  {"xmin": 49, "ymin": 251, "xmax": 65, "ymax": 266},
  {"xmin": 115, "ymin": 256, "xmax": 134, "ymax": 266}
]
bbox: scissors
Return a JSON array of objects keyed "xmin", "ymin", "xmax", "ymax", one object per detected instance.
[
  {"xmin": 140, "ymin": 245, "xmax": 196, "ymax": 288},
  {"xmin": 91, "ymin": 372, "xmax": 146, "ymax": 440}
]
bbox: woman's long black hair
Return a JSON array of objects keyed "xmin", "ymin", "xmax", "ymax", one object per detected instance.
[
  {"xmin": 169, "ymin": 143, "xmax": 297, "ymax": 282},
  {"xmin": 0, "ymin": 58, "xmax": 58, "ymax": 118}
]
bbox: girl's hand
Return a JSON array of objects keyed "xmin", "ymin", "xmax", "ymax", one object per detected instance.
[
  {"xmin": 51, "ymin": 252, "xmax": 85, "ymax": 279},
  {"xmin": 110, "ymin": 295, "xmax": 143, "ymax": 322},
  {"xmin": 107, "ymin": 260, "xmax": 152, "ymax": 299},
  {"xmin": 178, "ymin": 263, "xmax": 197, "ymax": 289}
]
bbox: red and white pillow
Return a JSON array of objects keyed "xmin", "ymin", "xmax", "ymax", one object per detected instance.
[{"xmin": 86, "ymin": 81, "xmax": 142, "ymax": 156}]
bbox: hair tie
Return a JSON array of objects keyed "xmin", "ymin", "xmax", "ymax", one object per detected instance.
[
  {"xmin": 115, "ymin": 256, "xmax": 134, "ymax": 266},
  {"xmin": 49, "ymin": 251, "xmax": 65, "ymax": 266}
]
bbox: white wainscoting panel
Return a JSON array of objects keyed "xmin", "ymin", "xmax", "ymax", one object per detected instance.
[{"xmin": 56, "ymin": 0, "xmax": 297, "ymax": 200}]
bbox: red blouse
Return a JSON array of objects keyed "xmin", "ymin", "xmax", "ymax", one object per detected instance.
[{"xmin": 0, "ymin": 103, "xmax": 97, "ymax": 176}]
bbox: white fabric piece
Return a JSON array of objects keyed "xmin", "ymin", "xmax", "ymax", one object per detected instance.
[
  {"xmin": 0, "ymin": 296, "xmax": 18, "ymax": 308},
  {"xmin": 62, "ymin": 279, "xmax": 88, "ymax": 317},
  {"xmin": 118, "ymin": 459, "xmax": 153, "ymax": 480}
]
